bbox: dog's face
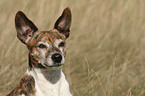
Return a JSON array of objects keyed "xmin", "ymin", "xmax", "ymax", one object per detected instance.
[
  {"xmin": 27, "ymin": 30, "xmax": 66, "ymax": 69},
  {"xmin": 15, "ymin": 8, "xmax": 71, "ymax": 70}
]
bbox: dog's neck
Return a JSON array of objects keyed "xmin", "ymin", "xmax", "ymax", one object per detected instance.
[{"xmin": 33, "ymin": 68, "xmax": 61, "ymax": 84}]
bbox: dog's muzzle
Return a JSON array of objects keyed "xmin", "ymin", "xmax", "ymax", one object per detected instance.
[{"xmin": 41, "ymin": 53, "xmax": 64, "ymax": 68}]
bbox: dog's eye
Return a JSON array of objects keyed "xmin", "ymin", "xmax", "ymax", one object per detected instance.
[
  {"xmin": 38, "ymin": 44, "xmax": 46, "ymax": 48},
  {"xmin": 59, "ymin": 42, "xmax": 65, "ymax": 47}
]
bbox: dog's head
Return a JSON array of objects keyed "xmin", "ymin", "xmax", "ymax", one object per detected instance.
[{"xmin": 15, "ymin": 8, "xmax": 71, "ymax": 70}]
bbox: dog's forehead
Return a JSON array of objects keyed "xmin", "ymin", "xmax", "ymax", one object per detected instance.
[
  {"xmin": 28, "ymin": 30, "xmax": 65, "ymax": 46},
  {"xmin": 41, "ymin": 30, "xmax": 65, "ymax": 40}
]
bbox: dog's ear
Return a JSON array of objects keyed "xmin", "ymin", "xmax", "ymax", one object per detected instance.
[
  {"xmin": 15, "ymin": 11, "xmax": 38, "ymax": 44},
  {"xmin": 54, "ymin": 7, "xmax": 72, "ymax": 39}
]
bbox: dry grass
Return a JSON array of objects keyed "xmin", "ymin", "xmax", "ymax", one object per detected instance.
[{"xmin": 1, "ymin": 0, "xmax": 145, "ymax": 96}]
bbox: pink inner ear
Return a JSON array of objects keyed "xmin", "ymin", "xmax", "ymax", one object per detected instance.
[
  {"xmin": 19, "ymin": 27, "xmax": 32, "ymax": 42},
  {"xmin": 22, "ymin": 26, "xmax": 32, "ymax": 35},
  {"xmin": 22, "ymin": 26, "xmax": 30, "ymax": 33},
  {"xmin": 58, "ymin": 20, "xmax": 65, "ymax": 29}
]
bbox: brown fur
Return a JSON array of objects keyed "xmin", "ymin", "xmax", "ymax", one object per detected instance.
[{"xmin": 7, "ymin": 75, "xmax": 35, "ymax": 96}]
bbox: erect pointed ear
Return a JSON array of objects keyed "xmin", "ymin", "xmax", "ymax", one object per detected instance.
[
  {"xmin": 54, "ymin": 7, "xmax": 72, "ymax": 39},
  {"xmin": 15, "ymin": 11, "xmax": 38, "ymax": 44}
]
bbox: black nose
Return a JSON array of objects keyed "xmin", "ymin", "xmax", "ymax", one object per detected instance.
[{"xmin": 51, "ymin": 53, "xmax": 62, "ymax": 63}]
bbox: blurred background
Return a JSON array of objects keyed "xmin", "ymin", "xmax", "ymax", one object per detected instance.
[{"xmin": 1, "ymin": 0, "xmax": 145, "ymax": 96}]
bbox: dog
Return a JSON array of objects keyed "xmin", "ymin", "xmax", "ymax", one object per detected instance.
[{"xmin": 7, "ymin": 7, "xmax": 72, "ymax": 96}]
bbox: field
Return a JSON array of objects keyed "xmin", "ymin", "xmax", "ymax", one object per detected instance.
[{"xmin": 1, "ymin": 0, "xmax": 145, "ymax": 96}]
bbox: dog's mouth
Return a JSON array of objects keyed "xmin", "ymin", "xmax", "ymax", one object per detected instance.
[
  {"xmin": 40, "ymin": 63, "xmax": 62, "ymax": 68},
  {"xmin": 46, "ymin": 63, "xmax": 62, "ymax": 67}
]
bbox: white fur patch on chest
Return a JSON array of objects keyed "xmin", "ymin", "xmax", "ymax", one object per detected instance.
[{"xmin": 26, "ymin": 69, "xmax": 72, "ymax": 96}]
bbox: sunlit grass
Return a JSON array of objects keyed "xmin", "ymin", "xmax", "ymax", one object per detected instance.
[{"xmin": 1, "ymin": 0, "xmax": 145, "ymax": 96}]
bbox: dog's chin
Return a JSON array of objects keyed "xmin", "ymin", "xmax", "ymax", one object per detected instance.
[{"xmin": 42, "ymin": 63, "xmax": 63, "ymax": 70}]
